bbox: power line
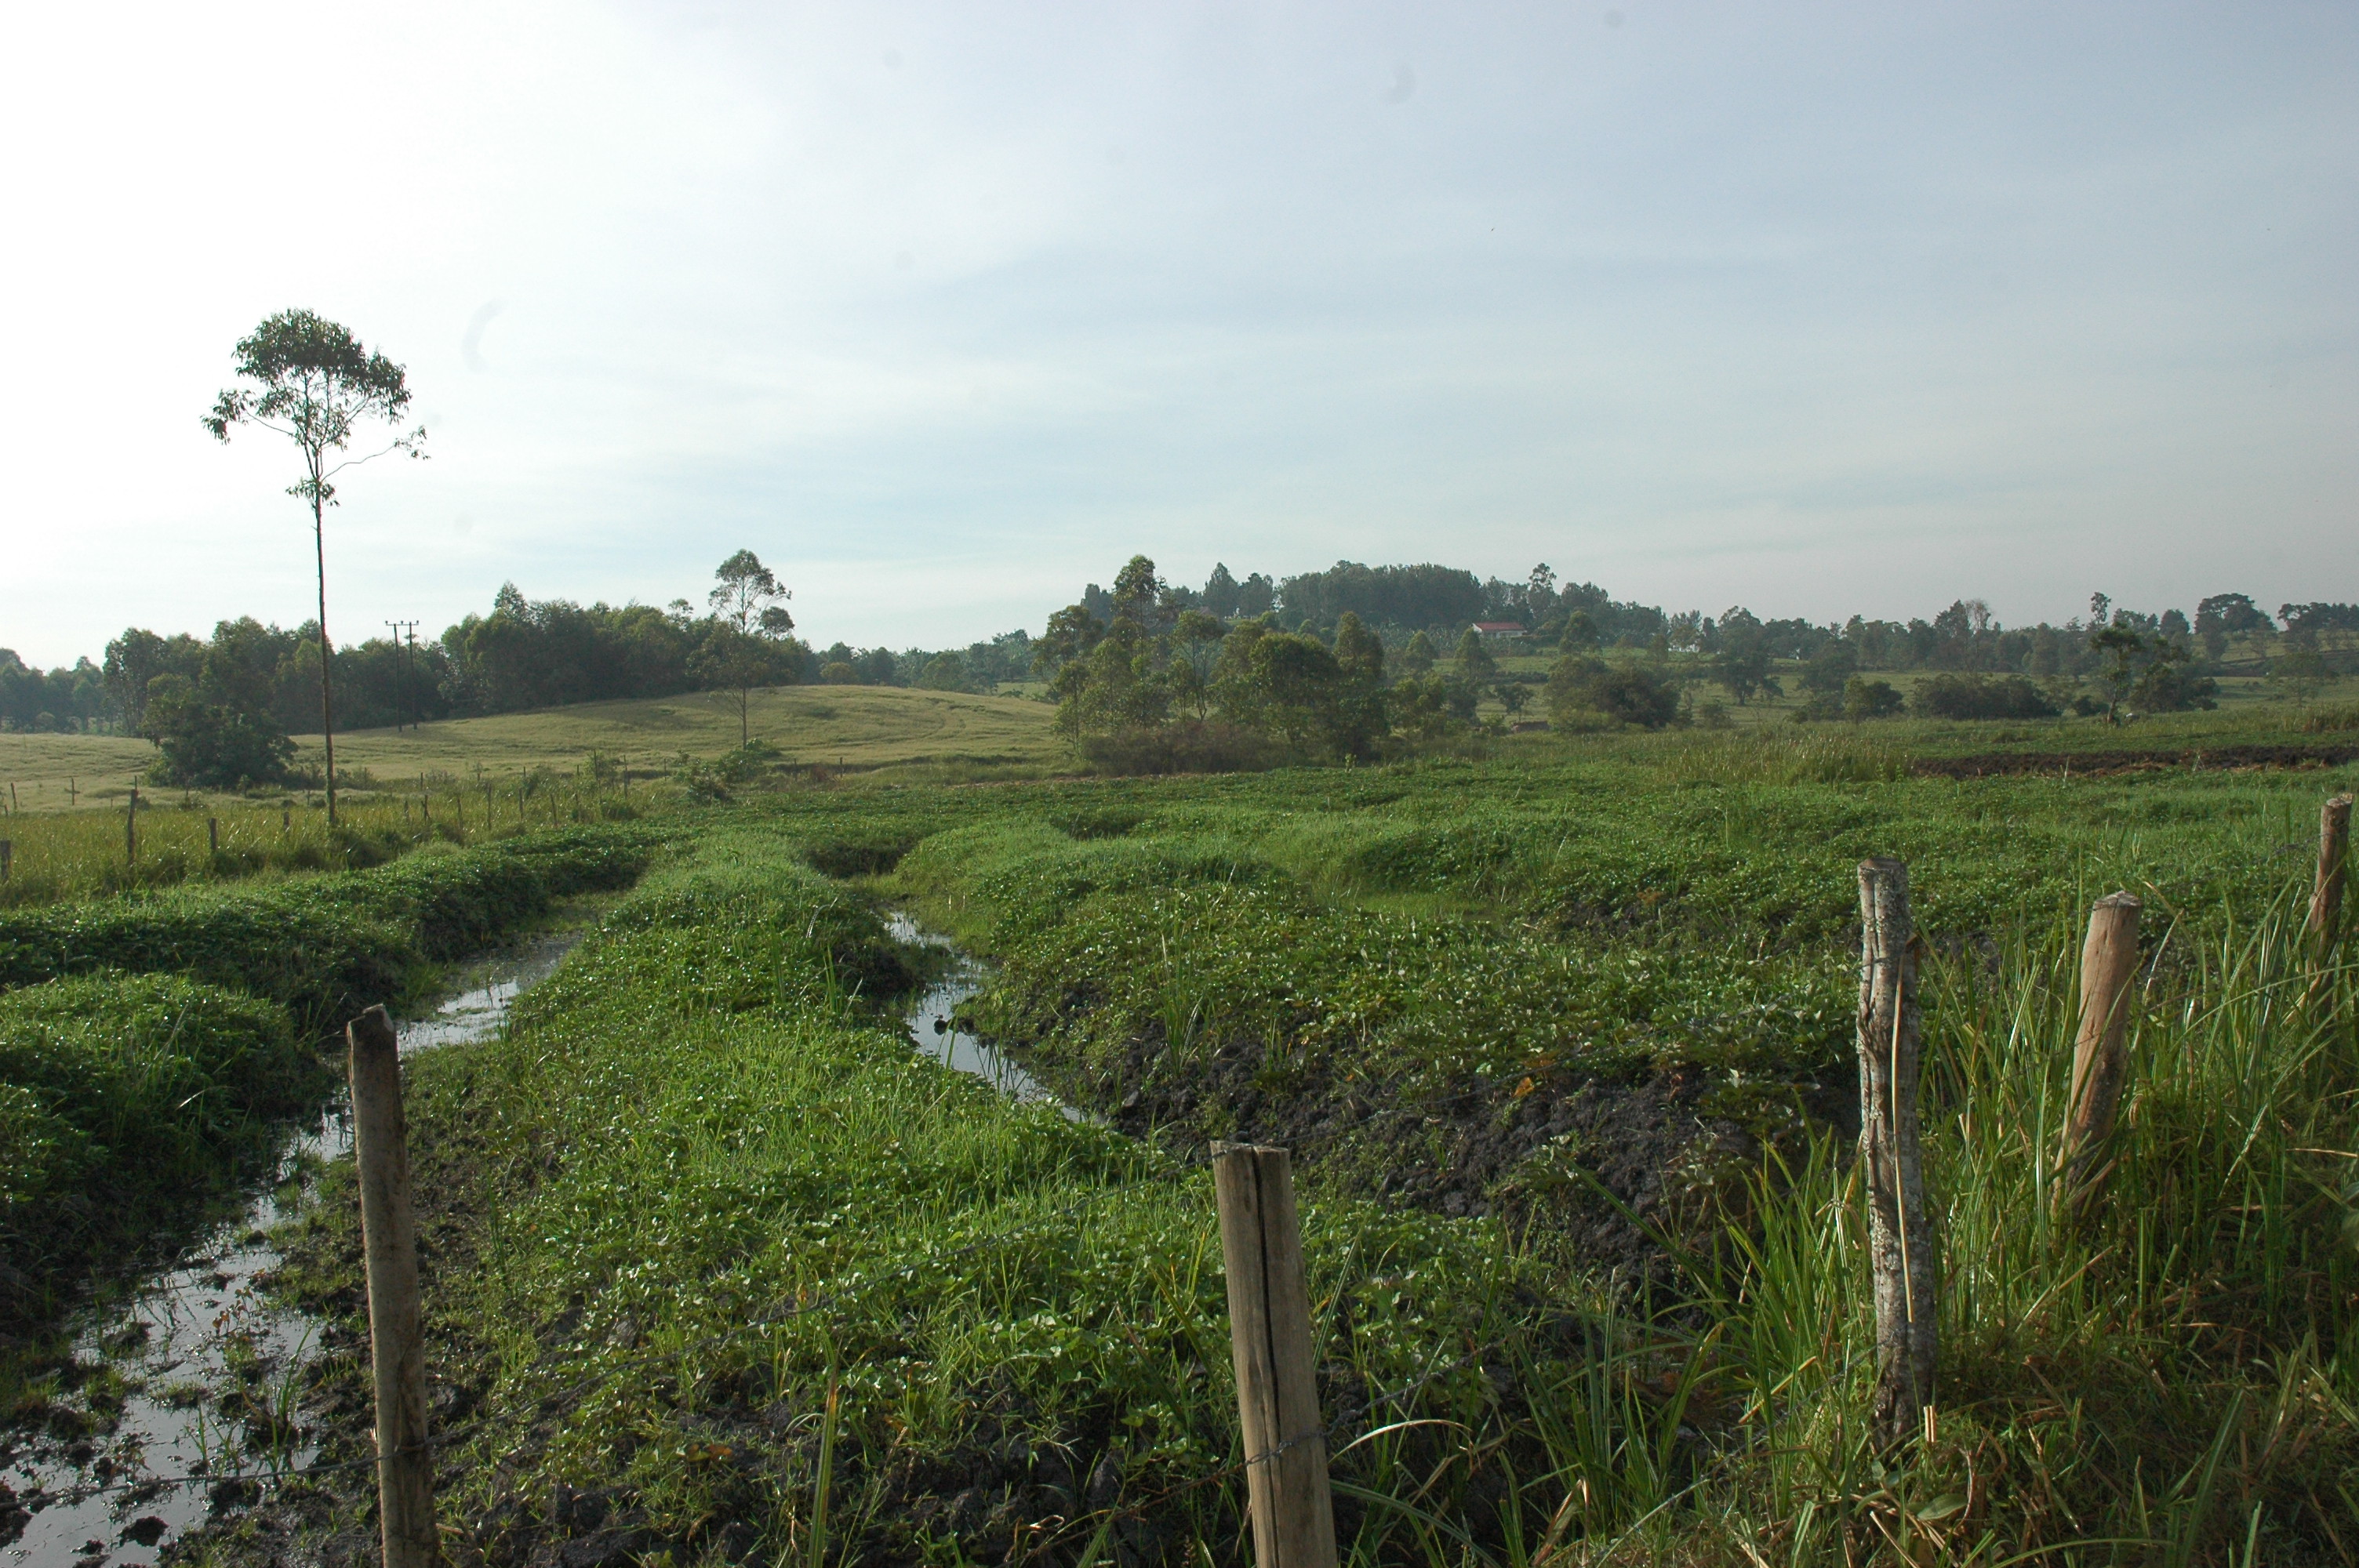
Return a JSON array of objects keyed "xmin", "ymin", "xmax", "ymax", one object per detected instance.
[{"xmin": 384, "ymin": 620, "xmax": 419, "ymax": 731}]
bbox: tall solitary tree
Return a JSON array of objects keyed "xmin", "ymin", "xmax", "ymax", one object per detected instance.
[
  {"xmin": 694, "ymin": 550, "xmax": 797, "ymax": 746},
  {"xmin": 205, "ymin": 310, "xmax": 424, "ymax": 824}
]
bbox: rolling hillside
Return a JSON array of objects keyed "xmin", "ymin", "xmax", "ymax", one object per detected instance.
[{"xmin": 0, "ymin": 684, "xmax": 1063, "ymax": 809}]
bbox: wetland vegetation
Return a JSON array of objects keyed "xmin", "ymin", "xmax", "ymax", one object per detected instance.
[{"xmin": 3, "ymin": 693, "xmax": 2356, "ymax": 1566}]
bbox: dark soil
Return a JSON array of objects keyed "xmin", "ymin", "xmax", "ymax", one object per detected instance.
[
  {"xmin": 1911, "ymin": 741, "xmax": 2359, "ymax": 779},
  {"xmin": 1007, "ymin": 1022, "xmax": 1855, "ymax": 1292}
]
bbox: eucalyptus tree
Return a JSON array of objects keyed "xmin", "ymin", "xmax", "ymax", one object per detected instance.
[
  {"xmin": 205, "ymin": 310, "xmax": 424, "ymax": 823},
  {"xmin": 695, "ymin": 550, "xmax": 798, "ymax": 746}
]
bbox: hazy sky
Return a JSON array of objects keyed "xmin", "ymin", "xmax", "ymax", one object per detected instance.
[{"xmin": 3, "ymin": 1, "xmax": 2352, "ymax": 666}]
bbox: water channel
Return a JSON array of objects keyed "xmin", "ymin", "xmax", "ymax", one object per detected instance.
[
  {"xmin": 1, "ymin": 931, "xmax": 585, "ymax": 1568},
  {"xmin": 4, "ymin": 916, "xmax": 1048, "ymax": 1567},
  {"xmin": 887, "ymin": 913, "xmax": 1080, "ymax": 1120}
]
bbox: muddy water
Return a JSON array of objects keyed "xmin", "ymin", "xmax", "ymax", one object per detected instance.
[
  {"xmin": 889, "ymin": 914, "xmax": 1081, "ymax": 1120},
  {"xmin": 1, "ymin": 931, "xmax": 586, "ymax": 1568}
]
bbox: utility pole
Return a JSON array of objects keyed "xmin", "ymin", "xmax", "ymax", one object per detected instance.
[
  {"xmin": 385, "ymin": 620, "xmax": 419, "ymax": 731},
  {"xmin": 403, "ymin": 622, "xmax": 423, "ymax": 731}
]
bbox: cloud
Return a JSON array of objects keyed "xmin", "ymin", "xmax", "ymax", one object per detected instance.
[{"xmin": 1, "ymin": 0, "xmax": 2352, "ymax": 663}]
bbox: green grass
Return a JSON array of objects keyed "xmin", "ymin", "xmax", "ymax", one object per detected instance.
[
  {"xmin": 0, "ymin": 973, "xmax": 325, "ymax": 1328},
  {"xmin": 265, "ymin": 828, "xmax": 1584, "ymax": 1566},
  {"xmin": 0, "ymin": 684, "xmax": 1063, "ymax": 815},
  {"xmin": 0, "ymin": 824, "xmax": 656, "ymax": 1379},
  {"xmin": 24, "ymin": 709, "xmax": 2359, "ymax": 1563},
  {"xmin": 0, "ymin": 826, "xmax": 654, "ymax": 1029}
]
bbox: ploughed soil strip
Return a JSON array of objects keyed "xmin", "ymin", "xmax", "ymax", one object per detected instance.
[{"xmin": 1912, "ymin": 740, "xmax": 2359, "ymax": 778}]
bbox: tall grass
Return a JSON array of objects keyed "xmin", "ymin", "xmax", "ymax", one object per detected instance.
[
  {"xmin": 0, "ymin": 775, "xmax": 638, "ymax": 908},
  {"xmin": 1663, "ymin": 731, "xmax": 1914, "ymax": 788},
  {"xmin": 1632, "ymin": 881, "xmax": 2359, "ymax": 1564}
]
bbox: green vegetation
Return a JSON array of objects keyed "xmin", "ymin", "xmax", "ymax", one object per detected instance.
[
  {"xmin": 0, "ymin": 827, "xmax": 651, "ymax": 1025},
  {"xmin": 264, "ymin": 828, "xmax": 1579, "ymax": 1566},
  {"xmin": 0, "ymin": 826, "xmax": 652, "ymax": 1365},
  {"xmin": 0, "ymin": 974, "xmax": 325, "ymax": 1324},
  {"xmin": 158, "ymin": 724, "xmax": 2346, "ymax": 1565},
  {"xmin": 8, "ymin": 689, "xmax": 2359, "ymax": 1562}
]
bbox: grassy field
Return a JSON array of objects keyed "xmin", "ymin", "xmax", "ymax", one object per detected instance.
[
  {"xmin": 0, "ymin": 684, "xmax": 1064, "ymax": 813},
  {"xmin": 94, "ymin": 723, "xmax": 2335, "ymax": 1566},
  {"xmin": 8, "ymin": 706, "xmax": 2358, "ymax": 1563}
]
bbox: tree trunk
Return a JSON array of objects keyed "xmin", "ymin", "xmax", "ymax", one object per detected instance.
[{"xmin": 315, "ymin": 498, "xmax": 338, "ymax": 826}]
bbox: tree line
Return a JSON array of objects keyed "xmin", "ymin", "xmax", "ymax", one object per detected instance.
[
  {"xmin": 1035, "ymin": 558, "xmax": 2357, "ymax": 759},
  {"xmin": 11, "ymin": 552, "xmax": 2349, "ymax": 778}
]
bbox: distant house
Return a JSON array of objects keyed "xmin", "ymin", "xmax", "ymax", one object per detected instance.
[{"xmin": 1471, "ymin": 621, "xmax": 1527, "ymax": 641}]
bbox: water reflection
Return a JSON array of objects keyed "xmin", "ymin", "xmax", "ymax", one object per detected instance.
[{"xmin": 887, "ymin": 913, "xmax": 1081, "ymax": 1120}]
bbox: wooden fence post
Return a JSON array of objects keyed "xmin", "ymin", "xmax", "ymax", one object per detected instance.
[
  {"xmin": 208, "ymin": 817, "xmax": 220, "ymax": 856},
  {"xmin": 125, "ymin": 786, "xmax": 138, "ymax": 865},
  {"xmin": 2310, "ymin": 793, "xmax": 2352, "ymax": 950},
  {"xmin": 1856, "ymin": 858, "xmax": 1935, "ymax": 1449},
  {"xmin": 2055, "ymin": 893, "xmax": 2143, "ymax": 1216},
  {"xmin": 1212, "ymin": 1142, "xmax": 1337, "ymax": 1568},
  {"xmin": 348, "ymin": 1005, "xmax": 437, "ymax": 1568}
]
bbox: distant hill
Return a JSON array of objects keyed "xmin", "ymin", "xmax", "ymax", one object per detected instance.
[{"xmin": 0, "ymin": 684, "xmax": 1062, "ymax": 809}]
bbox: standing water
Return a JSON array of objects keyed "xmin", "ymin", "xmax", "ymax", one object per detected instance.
[
  {"xmin": 888, "ymin": 914, "xmax": 1081, "ymax": 1120},
  {"xmin": 1, "ymin": 930, "xmax": 586, "ymax": 1568}
]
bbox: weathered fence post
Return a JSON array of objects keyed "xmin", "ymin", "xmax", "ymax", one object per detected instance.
[
  {"xmin": 2055, "ymin": 892, "xmax": 2143, "ymax": 1217},
  {"xmin": 2311, "ymin": 793, "xmax": 2351, "ymax": 950},
  {"xmin": 1856, "ymin": 858, "xmax": 1935, "ymax": 1449},
  {"xmin": 125, "ymin": 786, "xmax": 139, "ymax": 865},
  {"xmin": 1212, "ymin": 1142, "xmax": 1337, "ymax": 1568},
  {"xmin": 2304, "ymin": 793, "xmax": 2351, "ymax": 1011},
  {"xmin": 208, "ymin": 817, "xmax": 220, "ymax": 857},
  {"xmin": 348, "ymin": 1005, "xmax": 437, "ymax": 1568}
]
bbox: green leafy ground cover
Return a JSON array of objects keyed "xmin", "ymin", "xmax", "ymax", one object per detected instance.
[
  {"xmin": 253, "ymin": 829, "xmax": 1583, "ymax": 1566},
  {"xmin": 0, "ymin": 826, "xmax": 657, "ymax": 1362},
  {"xmin": 0, "ymin": 827, "xmax": 654, "ymax": 1030},
  {"xmin": 0, "ymin": 975, "xmax": 325, "ymax": 1326},
  {"xmin": 190, "ymin": 730, "xmax": 2359, "ymax": 1566}
]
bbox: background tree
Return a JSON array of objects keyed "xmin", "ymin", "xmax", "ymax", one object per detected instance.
[
  {"xmin": 1398, "ymin": 630, "xmax": 1438, "ymax": 677},
  {"xmin": 918, "ymin": 653, "xmax": 969, "ymax": 691},
  {"xmin": 1202, "ymin": 563, "xmax": 1242, "ymax": 619},
  {"xmin": 2267, "ymin": 640, "xmax": 2327, "ymax": 706},
  {"xmin": 1844, "ymin": 677, "xmax": 1907, "ymax": 720},
  {"xmin": 1453, "ymin": 627, "xmax": 1497, "ymax": 679},
  {"xmin": 692, "ymin": 550, "xmax": 799, "ymax": 746},
  {"xmin": 1801, "ymin": 639, "xmax": 1859, "ymax": 697},
  {"xmin": 1547, "ymin": 655, "xmax": 1677, "ymax": 730},
  {"xmin": 103, "ymin": 629, "xmax": 178, "ymax": 737},
  {"xmin": 1711, "ymin": 607, "xmax": 1779, "ymax": 704},
  {"xmin": 710, "ymin": 550, "xmax": 795, "ymax": 639},
  {"xmin": 205, "ymin": 310, "xmax": 423, "ymax": 824},
  {"xmin": 2088, "ymin": 623, "xmax": 2146, "ymax": 724},
  {"xmin": 1331, "ymin": 612, "xmax": 1387, "ymax": 750}
]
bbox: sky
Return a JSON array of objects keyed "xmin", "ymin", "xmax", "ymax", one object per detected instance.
[{"xmin": 2, "ymin": 0, "xmax": 2353, "ymax": 667}]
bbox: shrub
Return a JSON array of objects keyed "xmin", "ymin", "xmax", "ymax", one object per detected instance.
[
  {"xmin": 1843, "ymin": 677, "xmax": 1906, "ymax": 719},
  {"xmin": 1546, "ymin": 655, "xmax": 1679, "ymax": 729},
  {"xmin": 2132, "ymin": 659, "xmax": 2219, "ymax": 712},
  {"xmin": 1079, "ymin": 720, "xmax": 1288, "ymax": 775},
  {"xmin": 1912, "ymin": 673, "xmax": 2059, "ymax": 720}
]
